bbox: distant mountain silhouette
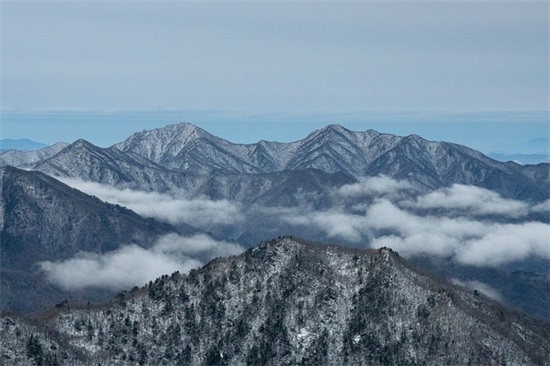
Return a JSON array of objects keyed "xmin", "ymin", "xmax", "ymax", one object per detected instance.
[{"xmin": 0, "ymin": 138, "xmax": 47, "ymax": 151}]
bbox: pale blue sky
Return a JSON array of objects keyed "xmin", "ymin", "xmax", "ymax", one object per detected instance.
[
  {"xmin": 1, "ymin": 2, "xmax": 548, "ymax": 151},
  {"xmin": 1, "ymin": 110, "xmax": 548, "ymax": 155}
]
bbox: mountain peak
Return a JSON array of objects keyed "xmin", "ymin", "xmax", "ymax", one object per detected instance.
[
  {"xmin": 3, "ymin": 235, "xmax": 547, "ymax": 365},
  {"xmin": 325, "ymin": 123, "xmax": 349, "ymax": 132},
  {"xmin": 407, "ymin": 133, "xmax": 425, "ymax": 140},
  {"xmin": 70, "ymin": 139, "xmax": 98, "ymax": 149},
  {"xmin": 133, "ymin": 122, "xmax": 212, "ymax": 142},
  {"xmin": 161, "ymin": 122, "xmax": 208, "ymax": 136},
  {"xmin": 307, "ymin": 124, "xmax": 352, "ymax": 138},
  {"xmin": 110, "ymin": 122, "xmax": 237, "ymax": 172}
]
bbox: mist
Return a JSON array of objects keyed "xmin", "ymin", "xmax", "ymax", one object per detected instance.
[
  {"xmin": 59, "ymin": 177, "xmax": 549, "ymax": 269},
  {"xmin": 59, "ymin": 178, "xmax": 244, "ymax": 228},
  {"xmin": 39, "ymin": 233, "xmax": 244, "ymax": 291},
  {"xmin": 275, "ymin": 181, "xmax": 550, "ymax": 266},
  {"xmin": 451, "ymin": 279, "xmax": 504, "ymax": 302}
]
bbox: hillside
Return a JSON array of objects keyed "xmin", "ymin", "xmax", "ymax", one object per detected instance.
[
  {"xmin": 1, "ymin": 238, "xmax": 548, "ymax": 365},
  {"xmin": 0, "ymin": 166, "xmax": 193, "ymax": 312}
]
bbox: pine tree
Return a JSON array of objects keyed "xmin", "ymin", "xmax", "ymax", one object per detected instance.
[{"xmin": 26, "ymin": 335, "xmax": 44, "ymax": 365}]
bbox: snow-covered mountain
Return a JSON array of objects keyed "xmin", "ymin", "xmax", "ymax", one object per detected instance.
[
  {"xmin": 33, "ymin": 139, "xmax": 196, "ymax": 192},
  {"xmin": 0, "ymin": 142, "xmax": 69, "ymax": 168},
  {"xmin": 1, "ymin": 238, "xmax": 548, "ymax": 365},
  {"xmin": 112, "ymin": 123, "xmax": 403, "ymax": 175},
  {"xmin": 2, "ymin": 123, "xmax": 548, "ymax": 319},
  {"xmin": 1, "ymin": 123, "xmax": 549, "ymax": 364},
  {"xmin": 114, "ymin": 123, "xmax": 267, "ymax": 174},
  {"xmin": 17, "ymin": 123, "xmax": 550, "ymax": 203}
]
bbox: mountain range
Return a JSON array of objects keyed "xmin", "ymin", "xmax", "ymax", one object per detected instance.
[
  {"xmin": 0, "ymin": 142, "xmax": 69, "ymax": 168},
  {"xmin": 1, "ymin": 238, "xmax": 548, "ymax": 365},
  {"xmin": 3, "ymin": 123, "xmax": 548, "ymax": 203},
  {"xmin": 1, "ymin": 123, "xmax": 549, "ymax": 314},
  {"xmin": 0, "ymin": 122, "xmax": 548, "ymax": 364},
  {"xmin": 487, "ymin": 152, "xmax": 550, "ymax": 165}
]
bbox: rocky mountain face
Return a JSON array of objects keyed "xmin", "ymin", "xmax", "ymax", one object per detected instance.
[
  {"xmin": 1, "ymin": 238, "xmax": 548, "ymax": 365},
  {"xmin": 9, "ymin": 123, "xmax": 547, "ymax": 203},
  {"xmin": 0, "ymin": 166, "xmax": 191, "ymax": 312}
]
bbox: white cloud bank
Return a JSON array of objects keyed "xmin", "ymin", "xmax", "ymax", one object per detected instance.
[
  {"xmin": 280, "ymin": 182, "xmax": 550, "ymax": 267},
  {"xmin": 337, "ymin": 175, "xmax": 414, "ymax": 198},
  {"xmin": 59, "ymin": 178, "xmax": 244, "ymax": 228},
  {"xmin": 409, "ymin": 184, "xmax": 530, "ymax": 217},
  {"xmin": 39, "ymin": 234, "xmax": 244, "ymax": 291},
  {"xmin": 59, "ymin": 176, "xmax": 549, "ymax": 269},
  {"xmin": 532, "ymin": 199, "xmax": 550, "ymax": 213}
]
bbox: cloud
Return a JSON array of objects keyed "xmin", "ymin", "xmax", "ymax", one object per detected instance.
[
  {"xmin": 276, "ymin": 193, "xmax": 549, "ymax": 267},
  {"xmin": 451, "ymin": 279, "xmax": 504, "ymax": 302},
  {"xmin": 365, "ymin": 199, "xmax": 550, "ymax": 266},
  {"xmin": 154, "ymin": 233, "xmax": 244, "ymax": 260},
  {"xmin": 365, "ymin": 199, "xmax": 488, "ymax": 240},
  {"xmin": 59, "ymin": 176, "xmax": 549, "ymax": 269},
  {"xmin": 337, "ymin": 175, "xmax": 414, "ymax": 198},
  {"xmin": 365, "ymin": 199, "xmax": 485, "ymax": 258},
  {"xmin": 409, "ymin": 184, "xmax": 530, "ymax": 217},
  {"xmin": 281, "ymin": 208, "xmax": 367, "ymax": 243},
  {"xmin": 39, "ymin": 234, "xmax": 244, "ymax": 291},
  {"xmin": 454, "ymin": 222, "xmax": 550, "ymax": 266},
  {"xmin": 532, "ymin": 199, "xmax": 550, "ymax": 213},
  {"xmin": 59, "ymin": 178, "xmax": 244, "ymax": 228}
]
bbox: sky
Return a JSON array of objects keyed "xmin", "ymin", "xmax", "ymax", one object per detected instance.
[
  {"xmin": 1, "ymin": 1, "xmax": 548, "ymax": 296},
  {"xmin": 1, "ymin": 1, "xmax": 549, "ymax": 151}
]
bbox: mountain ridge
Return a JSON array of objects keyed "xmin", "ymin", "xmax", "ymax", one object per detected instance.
[
  {"xmin": 0, "ymin": 166, "xmax": 195, "ymax": 312},
  {"xmin": 1, "ymin": 237, "xmax": 548, "ymax": 365},
  {"xmin": 1, "ymin": 123, "xmax": 548, "ymax": 319},
  {"xmin": 7, "ymin": 122, "xmax": 546, "ymax": 203},
  {"xmin": 0, "ymin": 142, "xmax": 69, "ymax": 168}
]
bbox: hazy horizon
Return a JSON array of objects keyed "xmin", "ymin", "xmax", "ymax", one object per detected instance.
[
  {"xmin": 2, "ymin": 2, "xmax": 548, "ymax": 156},
  {"xmin": 1, "ymin": 110, "xmax": 548, "ymax": 157}
]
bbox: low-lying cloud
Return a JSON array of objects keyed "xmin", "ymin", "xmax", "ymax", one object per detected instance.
[
  {"xmin": 58, "ymin": 176, "xmax": 549, "ymax": 269},
  {"xmin": 59, "ymin": 178, "xmax": 244, "ymax": 228},
  {"xmin": 408, "ymin": 184, "xmax": 530, "ymax": 217},
  {"xmin": 337, "ymin": 175, "xmax": 414, "ymax": 198},
  {"xmin": 281, "ymin": 209, "xmax": 367, "ymax": 243},
  {"xmin": 39, "ymin": 233, "xmax": 244, "ymax": 291},
  {"xmin": 451, "ymin": 279, "xmax": 504, "ymax": 302},
  {"xmin": 277, "ymin": 182, "xmax": 550, "ymax": 267},
  {"xmin": 532, "ymin": 199, "xmax": 550, "ymax": 213},
  {"xmin": 453, "ymin": 222, "xmax": 549, "ymax": 266}
]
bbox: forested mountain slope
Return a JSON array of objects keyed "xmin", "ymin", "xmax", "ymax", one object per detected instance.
[{"xmin": 1, "ymin": 238, "xmax": 548, "ymax": 365}]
